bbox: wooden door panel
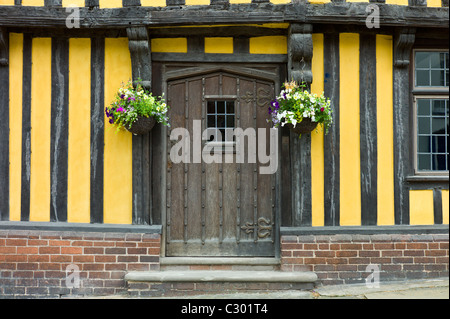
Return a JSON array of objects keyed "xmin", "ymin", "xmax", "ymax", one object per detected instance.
[{"xmin": 166, "ymin": 71, "xmax": 276, "ymax": 257}]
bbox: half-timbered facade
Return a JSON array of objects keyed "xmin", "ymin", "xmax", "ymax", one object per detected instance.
[{"xmin": 0, "ymin": 0, "xmax": 448, "ymax": 298}]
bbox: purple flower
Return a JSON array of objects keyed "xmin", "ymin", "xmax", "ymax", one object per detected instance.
[
  {"xmin": 109, "ymin": 118, "xmax": 114, "ymax": 124},
  {"xmin": 120, "ymin": 94, "xmax": 125, "ymax": 99},
  {"xmin": 117, "ymin": 107, "xmax": 124, "ymax": 112}
]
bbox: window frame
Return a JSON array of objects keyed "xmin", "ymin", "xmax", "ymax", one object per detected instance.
[
  {"xmin": 204, "ymin": 97, "xmax": 237, "ymax": 154},
  {"xmin": 411, "ymin": 49, "xmax": 449, "ymax": 177}
]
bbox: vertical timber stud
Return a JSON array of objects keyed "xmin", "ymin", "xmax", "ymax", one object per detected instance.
[
  {"xmin": 288, "ymin": 23, "xmax": 313, "ymax": 226},
  {"xmin": 393, "ymin": 28, "xmax": 415, "ymax": 225},
  {"xmin": 127, "ymin": 27, "xmax": 152, "ymax": 225},
  {"xmin": 0, "ymin": 27, "xmax": 9, "ymax": 221}
]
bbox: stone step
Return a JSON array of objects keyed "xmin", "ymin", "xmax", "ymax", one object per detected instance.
[
  {"xmin": 160, "ymin": 257, "xmax": 281, "ymax": 271},
  {"xmin": 125, "ymin": 270, "xmax": 318, "ymax": 297}
]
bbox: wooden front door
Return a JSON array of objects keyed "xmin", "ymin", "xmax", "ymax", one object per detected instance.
[{"xmin": 165, "ymin": 69, "xmax": 277, "ymax": 257}]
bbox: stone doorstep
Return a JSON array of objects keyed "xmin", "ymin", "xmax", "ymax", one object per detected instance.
[
  {"xmin": 125, "ymin": 270, "xmax": 318, "ymax": 283},
  {"xmin": 125, "ymin": 270, "xmax": 318, "ymax": 297}
]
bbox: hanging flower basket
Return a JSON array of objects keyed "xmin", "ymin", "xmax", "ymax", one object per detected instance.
[
  {"xmin": 124, "ymin": 116, "xmax": 156, "ymax": 135},
  {"xmin": 105, "ymin": 80, "xmax": 170, "ymax": 135},
  {"xmin": 268, "ymin": 81, "xmax": 332, "ymax": 137},
  {"xmin": 285, "ymin": 118, "xmax": 318, "ymax": 135}
]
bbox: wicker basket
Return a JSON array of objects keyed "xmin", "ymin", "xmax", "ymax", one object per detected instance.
[
  {"xmin": 125, "ymin": 116, "xmax": 156, "ymax": 135},
  {"xmin": 285, "ymin": 118, "xmax": 318, "ymax": 135}
]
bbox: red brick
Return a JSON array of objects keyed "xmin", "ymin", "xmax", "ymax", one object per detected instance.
[
  {"xmin": 27, "ymin": 239, "xmax": 48, "ymax": 246},
  {"xmin": 326, "ymin": 258, "xmax": 348, "ymax": 265},
  {"xmin": 304, "ymin": 244, "xmax": 318, "ymax": 250},
  {"xmin": 414, "ymin": 257, "xmax": 435, "ymax": 264},
  {"xmin": 304, "ymin": 257, "xmax": 326, "ymax": 265},
  {"xmin": 370, "ymin": 257, "xmax": 392, "ymax": 264},
  {"xmin": 341, "ymin": 243, "xmax": 362, "ymax": 250},
  {"xmin": 440, "ymin": 243, "xmax": 449, "ymax": 249},
  {"xmin": 381, "ymin": 250, "xmax": 403, "ymax": 257},
  {"xmin": 17, "ymin": 247, "xmax": 39, "ymax": 254},
  {"xmin": 393, "ymin": 257, "xmax": 414, "ymax": 264},
  {"xmin": 4, "ymin": 255, "xmax": 27, "ymax": 262},
  {"xmin": 330, "ymin": 244, "xmax": 341, "ymax": 250},
  {"xmin": 407, "ymin": 243, "xmax": 427, "ymax": 250},
  {"xmin": 6, "ymin": 239, "xmax": 27, "ymax": 246},
  {"xmin": 39, "ymin": 263, "xmax": 61, "ymax": 270},
  {"xmin": 428, "ymin": 243, "xmax": 439, "ymax": 249},
  {"xmin": 425, "ymin": 250, "xmax": 446, "ymax": 257},
  {"xmin": 374, "ymin": 243, "xmax": 395, "ymax": 250},
  {"xmin": 292, "ymin": 250, "xmax": 314, "ymax": 257},
  {"xmin": 0, "ymin": 239, "xmax": 5, "ymax": 246},
  {"xmin": 315, "ymin": 251, "xmax": 336, "ymax": 258},
  {"xmin": 336, "ymin": 250, "xmax": 357, "ymax": 257},
  {"xmin": 348, "ymin": 257, "xmax": 370, "ymax": 265},
  {"xmin": 72, "ymin": 241, "xmax": 94, "ymax": 247},
  {"xmin": 39, "ymin": 247, "xmax": 60, "ymax": 254},
  {"xmin": 28, "ymin": 255, "xmax": 50, "ymax": 263},
  {"xmin": 127, "ymin": 248, "xmax": 147, "ymax": 255},
  {"xmin": 0, "ymin": 247, "xmax": 16, "ymax": 254},
  {"xmin": 395, "ymin": 243, "xmax": 406, "ymax": 250},
  {"xmin": 93, "ymin": 241, "xmax": 115, "ymax": 247},
  {"xmin": 72, "ymin": 255, "xmax": 95, "ymax": 263},
  {"xmin": 105, "ymin": 248, "xmax": 126, "ymax": 255},
  {"xmin": 115, "ymin": 242, "xmax": 136, "ymax": 248},
  {"xmin": 362, "ymin": 244, "xmax": 374, "ymax": 250},
  {"xmin": 404, "ymin": 250, "xmax": 424, "ymax": 257},
  {"xmin": 128, "ymin": 263, "xmax": 150, "ymax": 271},
  {"xmin": 95, "ymin": 255, "xmax": 116, "ymax": 263},
  {"xmin": 49, "ymin": 240, "xmax": 71, "ymax": 247},
  {"xmin": 61, "ymin": 247, "xmax": 82, "ymax": 255},
  {"xmin": 84, "ymin": 247, "xmax": 104, "ymax": 255},
  {"xmin": 359, "ymin": 251, "xmax": 380, "ymax": 257},
  {"xmin": 17, "ymin": 263, "xmax": 39, "ymax": 270},
  {"xmin": 51, "ymin": 255, "xmax": 72, "ymax": 262},
  {"xmin": 83, "ymin": 263, "xmax": 105, "ymax": 271},
  {"xmin": 281, "ymin": 243, "xmax": 302, "ymax": 250},
  {"xmin": 88, "ymin": 271, "xmax": 110, "ymax": 279}
]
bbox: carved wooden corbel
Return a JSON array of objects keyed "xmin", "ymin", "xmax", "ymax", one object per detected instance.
[
  {"xmin": 394, "ymin": 28, "xmax": 416, "ymax": 68},
  {"xmin": 288, "ymin": 23, "xmax": 313, "ymax": 86},
  {"xmin": 126, "ymin": 27, "xmax": 152, "ymax": 90},
  {"xmin": 0, "ymin": 28, "xmax": 7, "ymax": 67}
]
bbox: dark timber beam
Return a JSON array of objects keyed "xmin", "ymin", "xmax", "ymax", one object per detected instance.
[
  {"xmin": 127, "ymin": 27, "xmax": 152, "ymax": 226},
  {"xmin": 393, "ymin": 27, "xmax": 415, "ymax": 225},
  {"xmin": 0, "ymin": 4, "xmax": 448, "ymax": 29}
]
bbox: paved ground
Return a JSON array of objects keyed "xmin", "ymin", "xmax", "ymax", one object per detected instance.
[{"xmin": 89, "ymin": 277, "xmax": 448, "ymax": 299}]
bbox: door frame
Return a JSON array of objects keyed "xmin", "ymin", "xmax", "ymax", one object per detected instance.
[{"xmin": 157, "ymin": 62, "xmax": 285, "ymax": 259}]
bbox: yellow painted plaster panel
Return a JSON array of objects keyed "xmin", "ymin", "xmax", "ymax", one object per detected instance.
[
  {"xmin": 68, "ymin": 38, "xmax": 91, "ymax": 224},
  {"xmin": 376, "ymin": 34, "xmax": 395, "ymax": 226},
  {"xmin": 186, "ymin": 0, "xmax": 210, "ymax": 4},
  {"xmin": 99, "ymin": 0, "xmax": 122, "ymax": 8},
  {"xmin": 21, "ymin": 0, "xmax": 44, "ymax": 6},
  {"xmin": 9, "ymin": 33, "xmax": 23, "ymax": 222},
  {"xmin": 104, "ymin": 38, "xmax": 133, "ymax": 225},
  {"xmin": 442, "ymin": 190, "xmax": 449, "ymax": 224},
  {"xmin": 409, "ymin": 190, "xmax": 434, "ymax": 225},
  {"xmin": 30, "ymin": 38, "xmax": 52, "ymax": 222},
  {"xmin": 427, "ymin": 0, "xmax": 442, "ymax": 7},
  {"xmin": 0, "ymin": 0, "xmax": 14, "ymax": 5},
  {"xmin": 141, "ymin": 0, "xmax": 166, "ymax": 6},
  {"xmin": 311, "ymin": 33, "xmax": 325, "ymax": 227},
  {"xmin": 205, "ymin": 37, "xmax": 234, "ymax": 54},
  {"xmin": 385, "ymin": 0, "xmax": 408, "ymax": 5},
  {"xmin": 308, "ymin": 0, "xmax": 331, "ymax": 3},
  {"xmin": 62, "ymin": 0, "xmax": 85, "ymax": 6},
  {"xmin": 249, "ymin": 36, "xmax": 287, "ymax": 54},
  {"xmin": 339, "ymin": 33, "xmax": 361, "ymax": 226},
  {"xmin": 151, "ymin": 38, "xmax": 188, "ymax": 53}
]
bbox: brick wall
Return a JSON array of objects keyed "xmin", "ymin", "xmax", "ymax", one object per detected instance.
[
  {"xmin": 0, "ymin": 229, "xmax": 160, "ymax": 298},
  {"xmin": 281, "ymin": 233, "xmax": 449, "ymax": 286}
]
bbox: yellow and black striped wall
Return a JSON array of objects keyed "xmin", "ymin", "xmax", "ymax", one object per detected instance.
[{"xmin": 0, "ymin": 1, "xmax": 448, "ymax": 229}]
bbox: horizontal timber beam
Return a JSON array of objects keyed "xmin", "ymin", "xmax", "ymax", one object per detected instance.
[{"xmin": 0, "ymin": 4, "xmax": 448, "ymax": 29}]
